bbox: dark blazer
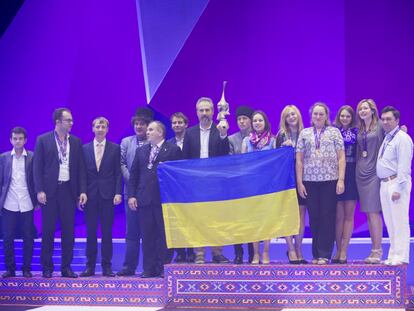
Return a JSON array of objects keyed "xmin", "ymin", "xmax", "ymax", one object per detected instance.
[
  {"xmin": 82, "ymin": 140, "xmax": 122, "ymax": 200},
  {"xmin": 167, "ymin": 137, "xmax": 177, "ymax": 145},
  {"xmin": 182, "ymin": 123, "xmax": 229, "ymax": 159},
  {"xmin": 0, "ymin": 150, "xmax": 37, "ymax": 211},
  {"xmin": 128, "ymin": 141, "xmax": 182, "ymax": 208},
  {"xmin": 33, "ymin": 131, "xmax": 86, "ymax": 201}
]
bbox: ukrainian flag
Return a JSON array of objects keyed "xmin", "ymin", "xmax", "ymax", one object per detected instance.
[{"xmin": 158, "ymin": 147, "xmax": 299, "ymax": 248}]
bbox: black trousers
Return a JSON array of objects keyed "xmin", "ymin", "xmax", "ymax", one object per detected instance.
[
  {"xmin": 140, "ymin": 205, "xmax": 172, "ymax": 274},
  {"xmin": 122, "ymin": 199, "xmax": 140, "ymax": 272},
  {"xmin": 234, "ymin": 243, "xmax": 254, "ymax": 261},
  {"xmin": 84, "ymin": 196, "xmax": 114, "ymax": 269},
  {"xmin": 2, "ymin": 208, "xmax": 34, "ymax": 272},
  {"xmin": 304, "ymin": 180, "xmax": 337, "ymax": 259},
  {"xmin": 41, "ymin": 182, "xmax": 76, "ymax": 272}
]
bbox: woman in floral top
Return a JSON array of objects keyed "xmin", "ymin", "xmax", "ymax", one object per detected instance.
[
  {"xmin": 332, "ymin": 105, "xmax": 359, "ymax": 264},
  {"xmin": 242, "ymin": 110, "xmax": 275, "ymax": 264},
  {"xmin": 296, "ymin": 102, "xmax": 345, "ymax": 265}
]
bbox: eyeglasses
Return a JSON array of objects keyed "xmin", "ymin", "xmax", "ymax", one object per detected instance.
[{"xmin": 61, "ymin": 118, "xmax": 73, "ymax": 123}]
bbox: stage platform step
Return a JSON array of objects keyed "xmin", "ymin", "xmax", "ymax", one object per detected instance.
[
  {"xmin": 164, "ymin": 263, "xmax": 409, "ymax": 309},
  {"xmin": 0, "ymin": 275, "xmax": 164, "ymax": 307},
  {"xmin": 0, "ymin": 263, "xmax": 412, "ymax": 309}
]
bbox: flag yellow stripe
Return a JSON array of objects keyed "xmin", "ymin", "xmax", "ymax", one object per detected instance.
[{"xmin": 162, "ymin": 189, "xmax": 299, "ymax": 248}]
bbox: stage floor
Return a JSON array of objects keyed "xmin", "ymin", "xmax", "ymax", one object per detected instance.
[
  {"xmin": 1, "ymin": 239, "xmax": 413, "ymax": 310},
  {"xmin": 1, "ymin": 238, "xmax": 412, "ymax": 283}
]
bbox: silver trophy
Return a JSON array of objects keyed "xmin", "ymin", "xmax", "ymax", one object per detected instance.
[{"xmin": 217, "ymin": 81, "xmax": 230, "ymax": 130}]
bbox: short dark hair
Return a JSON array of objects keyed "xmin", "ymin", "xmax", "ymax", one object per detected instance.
[
  {"xmin": 53, "ymin": 108, "xmax": 71, "ymax": 123},
  {"xmin": 170, "ymin": 112, "xmax": 189, "ymax": 125},
  {"xmin": 151, "ymin": 121, "xmax": 166, "ymax": 138},
  {"xmin": 381, "ymin": 106, "xmax": 400, "ymax": 120},
  {"xmin": 131, "ymin": 115, "xmax": 152, "ymax": 126},
  {"xmin": 10, "ymin": 126, "xmax": 27, "ymax": 139}
]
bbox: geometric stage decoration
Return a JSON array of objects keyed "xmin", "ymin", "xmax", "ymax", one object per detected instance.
[
  {"xmin": 136, "ymin": 0, "xmax": 209, "ymax": 103},
  {"xmin": 1, "ymin": 263, "xmax": 411, "ymax": 308}
]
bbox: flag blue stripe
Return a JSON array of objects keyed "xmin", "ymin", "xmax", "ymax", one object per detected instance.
[{"xmin": 158, "ymin": 147, "xmax": 296, "ymax": 203}]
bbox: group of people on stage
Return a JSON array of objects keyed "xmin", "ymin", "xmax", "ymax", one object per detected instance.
[{"xmin": 0, "ymin": 98, "xmax": 412, "ymax": 280}]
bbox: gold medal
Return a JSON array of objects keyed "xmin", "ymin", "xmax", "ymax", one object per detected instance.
[
  {"xmin": 362, "ymin": 151, "xmax": 368, "ymax": 158},
  {"xmin": 316, "ymin": 149, "xmax": 321, "ymax": 156}
]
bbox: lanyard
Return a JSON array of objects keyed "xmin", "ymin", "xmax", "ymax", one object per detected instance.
[
  {"xmin": 313, "ymin": 127, "xmax": 325, "ymax": 151},
  {"xmin": 54, "ymin": 131, "xmax": 68, "ymax": 164},
  {"xmin": 379, "ymin": 127, "xmax": 400, "ymax": 158}
]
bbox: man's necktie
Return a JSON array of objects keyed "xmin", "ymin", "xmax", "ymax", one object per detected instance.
[{"xmin": 96, "ymin": 143, "xmax": 104, "ymax": 171}]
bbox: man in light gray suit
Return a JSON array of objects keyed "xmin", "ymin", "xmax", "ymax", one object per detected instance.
[
  {"xmin": 117, "ymin": 107, "xmax": 154, "ymax": 276},
  {"xmin": 228, "ymin": 106, "xmax": 254, "ymax": 264},
  {"xmin": 0, "ymin": 127, "xmax": 37, "ymax": 278}
]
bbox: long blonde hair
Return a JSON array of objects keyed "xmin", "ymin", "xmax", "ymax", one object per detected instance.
[
  {"xmin": 356, "ymin": 99, "xmax": 379, "ymax": 132},
  {"xmin": 278, "ymin": 105, "xmax": 304, "ymax": 136}
]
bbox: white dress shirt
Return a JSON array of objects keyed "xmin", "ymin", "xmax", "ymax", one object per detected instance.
[
  {"xmin": 376, "ymin": 125, "xmax": 413, "ymax": 192},
  {"xmin": 200, "ymin": 124, "xmax": 212, "ymax": 159},
  {"xmin": 55, "ymin": 134, "xmax": 71, "ymax": 181},
  {"xmin": 4, "ymin": 149, "xmax": 34, "ymax": 212}
]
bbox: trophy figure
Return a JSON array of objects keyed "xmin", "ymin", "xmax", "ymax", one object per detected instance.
[{"xmin": 217, "ymin": 81, "xmax": 230, "ymax": 130}]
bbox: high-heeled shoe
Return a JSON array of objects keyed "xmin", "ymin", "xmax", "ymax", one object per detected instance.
[
  {"xmin": 364, "ymin": 249, "xmax": 382, "ymax": 264},
  {"xmin": 286, "ymin": 251, "xmax": 300, "ymax": 264},
  {"xmin": 262, "ymin": 252, "xmax": 270, "ymax": 264},
  {"xmin": 251, "ymin": 254, "xmax": 260, "ymax": 265}
]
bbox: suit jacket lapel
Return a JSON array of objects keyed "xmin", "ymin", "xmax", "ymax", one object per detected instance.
[
  {"xmin": 99, "ymin": 142, "xmax": 109, "ymax": 171},
  {"xmin": 5, "ymin": 154, "xmax": 12, "ymax": 184},
  {"xmin": 50, "ymin": 131, "xmax": 60, "ymax": 163},
  {"xmin": 155, "ymin": 142, "xmax": 168, "ymax": 163}
]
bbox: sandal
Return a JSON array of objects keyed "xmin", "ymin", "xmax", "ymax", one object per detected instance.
[
  {"xmin": 317, "ymin": 258, "xmax": 329, "ymax": 265},
  {"xmin": 262, "ymin": 252, "xmax": 270, "ymax": 265},
  {"xmin": 364, "ymin": 249, "xmax": 382, "ymax": 264},
  {"xmin": 251, "ymin": 254, "xmax": 260, "ymax": 265}
]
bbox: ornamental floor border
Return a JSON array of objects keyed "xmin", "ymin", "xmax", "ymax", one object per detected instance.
[{"xmin": 1, "ymin": 263, "xmax": 412, "ymax": 309}]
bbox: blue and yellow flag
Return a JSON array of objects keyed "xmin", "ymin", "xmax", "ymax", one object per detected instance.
[{"xmin": 158, "ymin": 147, "xmax": 299, "ymax": 248}]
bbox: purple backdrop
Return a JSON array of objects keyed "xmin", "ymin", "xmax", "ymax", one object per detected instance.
[{"xmin": 0, "ymin": 0, "xmax": 413, "ymax": 237}]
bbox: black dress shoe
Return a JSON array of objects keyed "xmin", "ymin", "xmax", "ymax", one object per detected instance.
[
  {"xmin": 233, "ymin": 255, "xmax": 243, "ymax": 264},
  {"xmin": 338, "ymin": 259, "xmax": 347, "ymax": 264},
  {"xmin": 174, "ymin": 254, "xmax": 187, "ymax": 263},
  {"xmin": 22, "ymin": 270, "xmax": 33, "ymax": 278},
  {"xmin": 102, "ymin": 269, "xmax": 116, "ymax": 277},
  {"xmin": 2, "ymin": 270, "xmax": 16, "ymax": 278},
  {"xmin": 212, "ymin": 255, "xmax": 230, "ymax": 264},
  {"xmin": 140, "ymin": 271, "xmax": 157, "ymax": 278},
  {"xmin": 331, "ymin": 258, "xmax": 340, "ymax": 264},
  {"xmin": 299, "ymin": 259, "xmax": 308, "ymax": 264},
  {"xmin": 61, "ymin": 269, "xmax": 78, "ymax": 278},
  {"xmin": 187, "ymin": 253, "xmax": 195, "ymax": 263},
  {"xmin": 116, "ymin": 268, "xmax": 135, "ymax": 276},
  {"xmin": 79, "ymin": 268, "xmax": 95, "ymax": 277},
  {"xmin": 42, "ymin": 271, "xmax": 53, "ymax": 278}
]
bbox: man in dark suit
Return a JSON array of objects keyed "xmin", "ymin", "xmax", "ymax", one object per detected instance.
[
  {"xmin": 0, "ymin": 127, "xmax": 37, "ymax": 278},
  {"xmin": 128, "ymin": 121, "xmax": 182, "ymax": 278},
  {"xmin": 33, "ymin": 108, "xmax": 87, "ymax": 278},
  {"xmin": 182, "ymin": 97, "xmax": 230, "ymax": 264},
  {"xmin": 79, "ymin": 117, "xmax": 122, "ymax": 277}
]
